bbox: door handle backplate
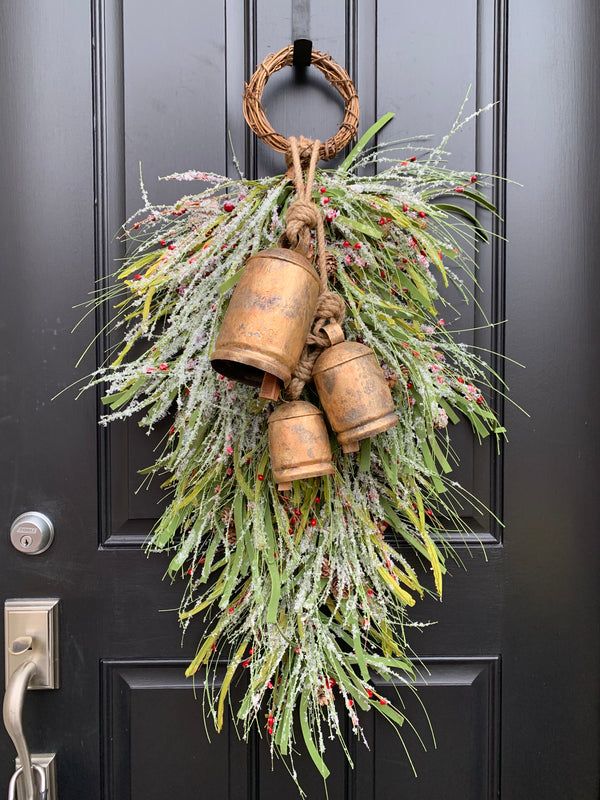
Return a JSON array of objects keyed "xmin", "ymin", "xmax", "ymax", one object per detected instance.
[{"xmin": 4, "ymin": 600, "xmax": 59, "ymax": 690}]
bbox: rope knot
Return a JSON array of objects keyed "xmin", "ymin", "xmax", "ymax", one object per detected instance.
[
  {"xmin": 284, "ymin": 135, "xmax": 316, "ymax": 170},
  {"xmin": 281, "ymin": 137, "xmax": 347, "ymax": 401},
  {"xmin": 284, "ymin": 198, "xmax": 319, "ymax": 251},
  {"xmin": 315, "ymin": 291, "xmax": 345, "ymax": 323}
]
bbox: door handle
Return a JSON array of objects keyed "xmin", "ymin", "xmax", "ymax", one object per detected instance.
[
  {"xmin": 3, "ymin": 661, "xmax": 39, "ymax": 800},
  {"xmin": 3, "ymin": 600, "xmax": 59, "ymax": 800}
]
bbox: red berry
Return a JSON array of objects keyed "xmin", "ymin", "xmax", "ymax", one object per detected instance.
[
  {"xmin": 223, "ymin": 201, "xmax": 235, "ymax": 212},
  {"xmin": 470, "ymin": 175, "xmax": 477, "ymax": 183},
  {"xmin": 158, "ymin": 363, "xmax": 169, "ymax": 371},
  {"xmin": 353, "ymin": 242, "xmax": 361, "ymax": 250},
  {"xmin": 378, "ymin": 217, "xmax": 387, "ymax": 225},
  {"xmin": 347, "ymin": 699, "xmax": 354, "ymax": 708},
  {"xmin": 310, "ymin": 518, "xmax": 317, "ymax": 527},
  {"xmin": 400, "ymin": 160, "xmax": 408, "ymax": 167},
  {"xmin": 168, "ymin": 425, "xmax": 175, "ymax": 435},
  {"xmin": 168, "ymin": 243, "xmax": 176, "ymax": 250},
  {"xmin": 320, "ymin": 186, "xmax": 327, "ymax": 193},
  {"xmin": 343, "ymin": 240, "xmax": 351, "ymax": 247},
  {"xmin": 315, "ymin": 497, "xmax": 320, "ymax": 503},
  {"xmin": 322, "ymin": 196, "xmax": 330, "ymax": 204},
  {"xmin": 366, "ymin": 689, "xmax": 373, "ymax": 698},
  {"xmin": 159, "ymin": 239, "xmax": 167, "ymax": 246},
  {"xmin": 267, "ymin": 681, "xmax": 274, "ymax": 689},
  {"xmin": 379, "ymin": 698, "xmax": 388, "ymax": 705},
  {"xmin": 248, "ymin": 648, "xmax": 254, "ymax": 655},
  {"xmin": 402, "ymin": 203, "xmax": 409, "ymax": 212},
  {"xmin": 455, "ymin": 186, "xmax": 464, "ymax": 193},
  {"xmin": 134, "ymin": 273, "xmax": 143, "ymax": 280},
  {"xmin": 409, "ymin": 156, "xmax": 416, "ymax": 162},
  {"xmin": 407, "ymin": 381, "xmax": 413, "ymax": 389},
  {"xmin": 257, "ymin": 474, "xmax": 264, "ymax": 481},
  {"xmin": 228, "ymin": 606, "xmax": 234, "ymax": 614},
  {"xmin": 417, "ymin": 211, "xmax": 427, "ymax": 219},
  {"xmin": 242, "ymin": 659, "xmax": 250, "ymax": 668},
  {"xmin": 133, "ymin": 222, "xmax": 140, "ymax": 230},
  {"xmin": 457, "ymin": 377, "xmax": 465, "ymax": 384}
]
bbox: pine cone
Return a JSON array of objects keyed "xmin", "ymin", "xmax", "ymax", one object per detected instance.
[
  {"xmin": 226, "ymin": 521, "xmax": 236, "ymax": 546},
  {"xmin": 331, "ymin": 575, "xmax": 350, "ymax": 600},
  {"xmin": 317, "ymin": 685, "xmax": 332, "ymax": 706}
]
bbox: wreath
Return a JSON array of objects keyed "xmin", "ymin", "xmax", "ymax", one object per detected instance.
[{"xmin": 77, "ymin": 46, "xmax": 504, "ymax": 792}]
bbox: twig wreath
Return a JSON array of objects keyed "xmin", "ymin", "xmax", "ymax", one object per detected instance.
[{"xmin": 76, "ymin": 45, "xmax": 505, "ymax": 793}]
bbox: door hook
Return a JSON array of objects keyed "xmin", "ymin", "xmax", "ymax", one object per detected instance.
[{"xmin": 293, "ymin": 38, "xmax": 312, "ymax": 69}]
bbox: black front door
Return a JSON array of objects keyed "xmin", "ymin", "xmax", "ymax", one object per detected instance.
[{"xmin": 1, "ymin": 2, "xmax": 598, "ymax": 798}]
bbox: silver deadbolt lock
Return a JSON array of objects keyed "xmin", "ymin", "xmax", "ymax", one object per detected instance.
[{"xmin": 10, "ymin": 512, "xmax": 54, "ymax": 555}]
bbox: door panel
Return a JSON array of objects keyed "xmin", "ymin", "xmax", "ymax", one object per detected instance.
[{"xmin": 1, "ymin": 1, "xmax": 598, "ymax": 799}]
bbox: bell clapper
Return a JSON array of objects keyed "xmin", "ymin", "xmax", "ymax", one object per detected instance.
[
  {"xmin": 259, "ymin": 372, "xmax": 281, "ymax": 401},
  {"xmin": 342, "ymin": 441, "xmax": 360, "ymax": 454}
]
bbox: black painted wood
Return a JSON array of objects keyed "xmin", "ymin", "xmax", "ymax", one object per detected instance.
[{"xmin": 0, "ymin": 1, "xmax": 598, "ymax": 798}]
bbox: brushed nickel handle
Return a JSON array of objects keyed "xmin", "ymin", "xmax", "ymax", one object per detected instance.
[{"xmin": 3, "ymin": 660, "xmax": 38, "ymax": 800}]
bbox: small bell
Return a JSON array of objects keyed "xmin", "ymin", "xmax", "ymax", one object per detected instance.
[
  {"xmin": 312, "ymin": 341, "xmax": 398, "ymax": 453},
  {"xmin": 268, "ymin": 401, "xmax": 335, "ymax": 491},
  {"xmin": 211, "ymin": 248, "xmax": 320, "ymax": 400}
]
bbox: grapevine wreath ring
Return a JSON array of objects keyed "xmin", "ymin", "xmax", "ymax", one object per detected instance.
[
  {"xmin": 242, "ymin": 44, "xmax": 360, "ymax": 163},
  {"xmin": 76, "ymin": 43, "xmax": 505, "ymax": 796}
]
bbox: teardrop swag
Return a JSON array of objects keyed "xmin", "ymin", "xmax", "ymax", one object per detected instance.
[{"xmin": 76, "ymin": 45, "xmax": 504, "ymax": 793}]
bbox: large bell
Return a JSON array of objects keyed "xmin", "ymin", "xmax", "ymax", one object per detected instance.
[
  {"xmin": 268, "ymin": 401, "xmax": 335, "ymax": 491},
  {"xmin": 211, "ymin": 248, "xmax": 320, "ymax": 399},
  {"xmin": 312, "ymin": 341, "xmax": 398, "ymax": 453}
]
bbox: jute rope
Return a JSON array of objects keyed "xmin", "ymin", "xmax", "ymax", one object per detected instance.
[
  {"xmin": 283, "ymin": 137, "xmax": 345, "ymax": 400},
  {"xmin": 242, "ymin": 45, "xmax": 359, "ymax": 164}
]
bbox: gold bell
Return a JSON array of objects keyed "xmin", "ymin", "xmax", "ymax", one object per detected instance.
[
  {"xmin": 312, "ymin": 341, "xmax": 398, "ymax": 453},
  {"xmin": 268, "ymin": 401, "xmax": 335, "ymax": 491},
  {"xmin": 211, "ymin": 248, "xmax": 320, "ymax": 400}
]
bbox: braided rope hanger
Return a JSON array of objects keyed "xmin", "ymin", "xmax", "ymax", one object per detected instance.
[
  {"xmin": 243, "ymin": 45, "xmax": 361, "ymax": 400},
  {"xmin": 282, "ymin": 136, "xmax": 345, "ymax": 400}
]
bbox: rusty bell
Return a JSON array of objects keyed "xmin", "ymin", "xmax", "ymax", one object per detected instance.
[
  {"xmin": 268, "ymin": 401, "xmax": 335, "ymax": 491},
  {"xmin": 312, "ymin": 341, "xmax": 398, "ymax": 453},
  {"xmin": 210, "ymin": 248, "xmax": 320, "ymax": 400}
]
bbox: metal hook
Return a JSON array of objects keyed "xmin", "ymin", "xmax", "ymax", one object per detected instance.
[{"xmin": 292, "ymin": 0, "xmax": 312, "ymax": 69}]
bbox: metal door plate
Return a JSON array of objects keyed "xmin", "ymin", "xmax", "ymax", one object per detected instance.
[
  {"xmin": 4, "ymin": 600, "xmax": 59, "ymax": 690},
  {"xmin": 15, "ymin": 753, "xmax": 57, "ymax": 800}
]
